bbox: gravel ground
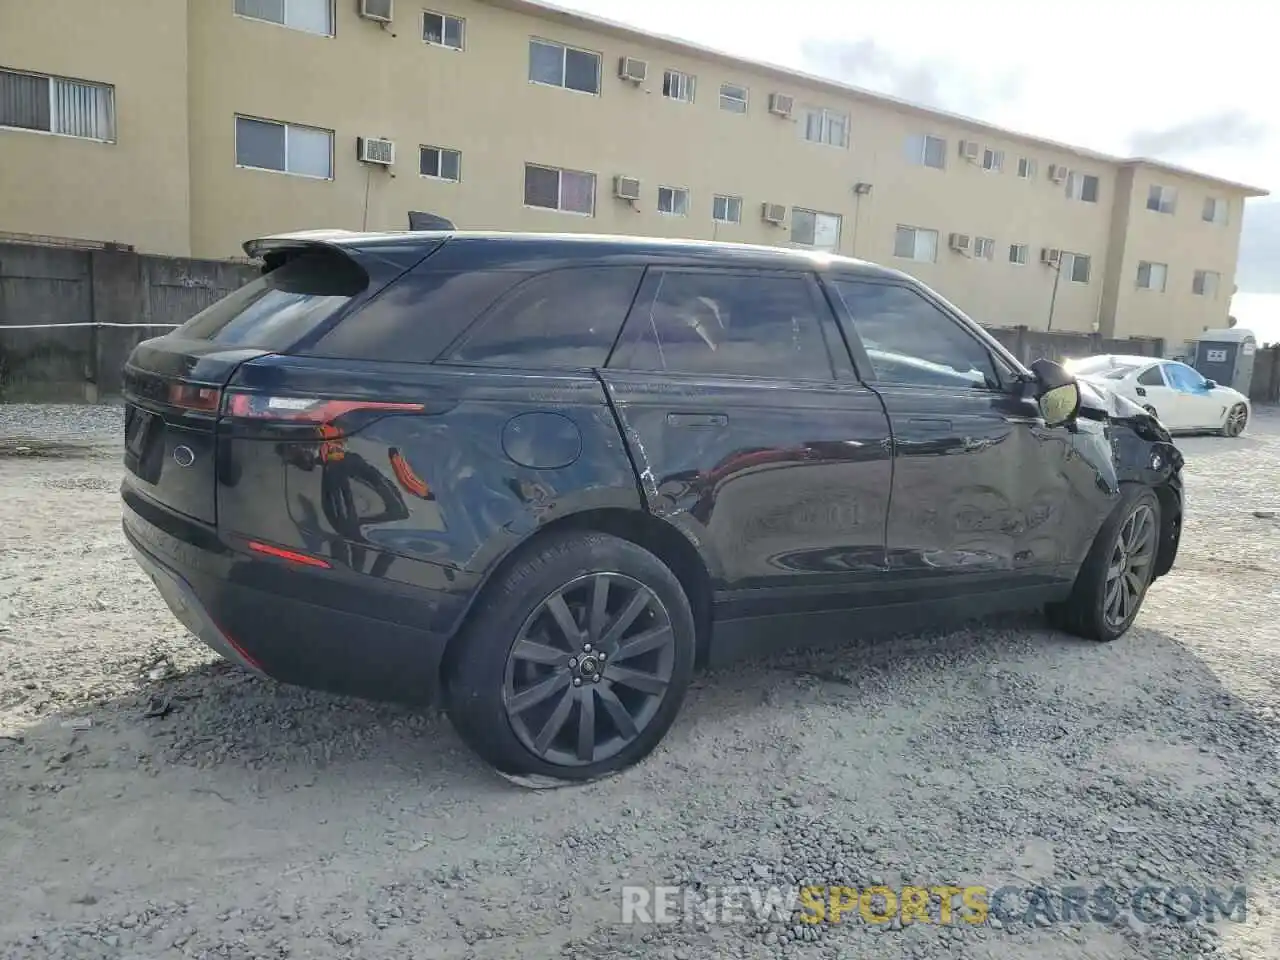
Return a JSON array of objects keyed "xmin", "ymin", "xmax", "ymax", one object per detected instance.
[{"xmin": 1, "ymin": 405, "xmax": 1279, "ymax": 959}]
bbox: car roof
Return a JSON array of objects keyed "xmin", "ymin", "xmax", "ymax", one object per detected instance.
[{"xmin": 245, "ymin": 228, "xmax": 911, "ymax": 279}]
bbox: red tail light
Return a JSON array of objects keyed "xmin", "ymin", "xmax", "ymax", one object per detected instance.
[
  {"xmin": 224, "ymin": 393, "xmax": 424, "ymax": 422},
  {"xmin": 167, "ymin": 383, "xmax": 222, "ymax": 412},
  {"xmin": 247, "ymin": 540, "xmax": 332, "ymax": 568}
]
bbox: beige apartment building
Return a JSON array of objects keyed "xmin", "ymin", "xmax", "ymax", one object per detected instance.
[{"xmin": 0, "ymin": 0, "xmax": 1268, "ymax": 346}]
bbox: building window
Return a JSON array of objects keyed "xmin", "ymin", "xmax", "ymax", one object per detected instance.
[
  {"xmin": 791, "ymin": 209, "xmax": 842, "ymax": 251},
  {"xmin": 1147, "ymin": 184, "xmax": 1177, "ymax": 214},
  {"xmin": 234, "ymin": 0, "xmax": 334, "ymax": 36},
  {"xmin": 528, "ymin": 39, "xmax": 601, "ymax": 94},
  {"xmin": 981, "ymin": 148, "xmax": 1004, "ymax": 172},
  {"xmin": 1066, "ymin": 171, "xmax": 1099, "ymax": 203},
  {"xmin": 420, "ymin": 145, "xmax": 460, "ymax": 181},
  {"xmin": 1193, "ymin": 269, "xmax": 1221, "ymax": 297},
  {"xmin": 657, "ymin": 186, "xmax": 690, "ymax": 216},
  {"xmin": 712, "ymin": 194, "xmax": 742, "ymax": 224},
  {"xmin": 1009, "ymin": 243, "xmax": 1029, "ymax": 265},
  {"xmin": 524, "ymin": 163, "xmax": 595, "ymax": 215},
  {"xmin": 1064, "ymin": 252, "xmax": 1091, "ymax": 283},
  {"xmin": 893, "ymin": 225, "xmax": 938, "ymax": 263},
  {"xmin": 662, "ymin": 69, "xmax": 695, "ymax": 103},
  {"xmin": 802, "ymin": 107, "xmax": 848, "ymax": 148},
  {"xmin": 973, "ymin": 237, "xmax": 996, "ymax": 260},
  {"xmin": 1136, "ymin": 260, "xmax": 1168, "ymax": 292},
  {"xmin": 234, "ymin": 115, "xmax": 332, "ymax": 178},
  {"xmin": 906, "ymin": 134, "xmax": 946, "ymax": 169},
  {"xmin": 423, "ymin": 11, "xmax": 464, "ymax": 49},
  {"xmin": 1017, "ymin": 157, "xmax": 1037, "ymax": 179},
  {"xmin": 1202, "ymin": 197, "xmax": 1229, "ymax": 225},
  {"xmin": 719, "ymin": 82, "xmax": 748, "ymax": 113},
  {"xmin": 0, "ymin": 68, "xmax": 115, "ymax": 141}
]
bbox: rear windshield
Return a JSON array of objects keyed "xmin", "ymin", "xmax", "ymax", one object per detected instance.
[{"xmin": 175, "ymin": 250, "xmax": 368, "ymax": 349}]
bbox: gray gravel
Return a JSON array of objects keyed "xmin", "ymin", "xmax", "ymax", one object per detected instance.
[
  {"xmin": 0, "ymin": 402, "xmax": 123, "ymax": 444},
  {"xmin": 1, "ymin": 406, "xmax": 1279, "ymax": 959}
]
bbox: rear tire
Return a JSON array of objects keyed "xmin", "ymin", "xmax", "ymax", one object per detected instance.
[
  {"xmin": 1221, "ymin": 403, "xmax": 1248, "ymax": 437},
  {"xmin": 1046, "ymin": 485, "xmax": 1161, "ymax": 642},
  {"xmin": 444, "ymin": 531, "xmax": 695, "ymax": 781}
]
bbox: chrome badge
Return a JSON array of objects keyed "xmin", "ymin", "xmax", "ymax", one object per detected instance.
[{"xmin": 173, "ymin": 445, "xmax": 196, "ymax": 468}]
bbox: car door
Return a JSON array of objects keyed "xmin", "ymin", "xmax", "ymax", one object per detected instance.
[
  {"xmin": 1163, "ymin": 361, "xmax": 1222, "ymax": 429},
  {"xmin": 1132, "ymin": 363, "xmax": 1179, "ymax": 423},
  {"xmin": 599, "ymin": 265, "xmax": 894, "ymax": 650},
  {"xmin": 824, "ymin": 276, "xmax": 1087, "ymax": 603}
]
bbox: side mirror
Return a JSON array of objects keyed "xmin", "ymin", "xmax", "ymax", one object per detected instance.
[
  {"xmin": 1203, "ymin": 379, "xmax": 1217, "ymax": 390},
  {"xmin": 1029, "ymin": 358, "xmax": 1081, "ymax": 427}
]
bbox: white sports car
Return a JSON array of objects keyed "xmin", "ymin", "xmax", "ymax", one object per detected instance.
[{"xmin": 1065, "ymin": 354, "xmax": 1251, "ymax": 437}]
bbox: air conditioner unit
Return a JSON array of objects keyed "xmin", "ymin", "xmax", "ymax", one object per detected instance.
[
  {"xmin": 1040, "ymin": 247, "xmax": 1062, "ymax": 265},
  {"xmin": 958, "ymin": 140, "xmax": 980, "ymax": 162},
  {"xmin": 613, "ymin": 175, "xmax": 642, "ymax": 201},
  {"xmin": 767, "ymin": 93, "xmax": 794, "ymax": 118},
  {"xmin": 357, "ymin": 137, "xmax": 395, "ymax": 165},
  {"xmin": 948, "ymin": 232, "xmax": 971, "ymax": 252},
  {"xmin": 1048, "ymin": 164, "xmax": 1068, "ymax": 183},
  {"xmin": 358, "ymin": 0, "xmax": 393, "ymax": 22},
  {"xmin": 618, "ymin": 57, "xmax": 647, "ymax": 83},
  {"xmin": 762, "ymin": 202, "xmax": 787, "ymax": 224}
]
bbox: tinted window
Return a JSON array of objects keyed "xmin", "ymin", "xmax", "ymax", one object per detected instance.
[
  {"xmin": 832, "ymin": 280, "xmax": 998, "ymax": 388},
  {"xmin": 446, "ymin": 267, "xmax": 642, "ymax": 369},
  {"xmin": 1137, "ymin": 365, "xmax": 1166, "ymax": 387},
  {"xmin": 176, "ymin": 251, "xmax": 366, "ymax": 349},
  {"xmin": 304, "ymin": 269, "xmax": 527, "ymax": 362},
  {"xmin": 611, "ymin": 271, "xmax": 834, "ymax": 380}
]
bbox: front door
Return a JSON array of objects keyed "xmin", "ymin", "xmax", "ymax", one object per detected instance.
[
  {"xmin": 598, "ymin": 266, "xmax": 893, "ymax": 653},
  {"xmin": 825, "ymin": 277, "xmax": 1087, "ymax": 602}
]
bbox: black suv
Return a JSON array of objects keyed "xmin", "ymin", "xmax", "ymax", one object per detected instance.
[{"xmin": 121, "ymin": 230, "xmax": 1183, "ymax": 781}]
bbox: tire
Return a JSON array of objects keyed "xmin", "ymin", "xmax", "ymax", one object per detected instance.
[
  {"xmin": 1046, "ymin": 485, "xmax": 1161, "ymax": 642},
  {"xmin": 444, "ymin": 530, "xmax": 696, "ymax": 781},
  {"xmin": 1221, "ymin": 402, "xmax": 1248, "ymax": 437}
]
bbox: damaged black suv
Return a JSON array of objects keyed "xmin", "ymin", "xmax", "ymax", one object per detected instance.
[{"xmin": 121, "ymin": 231, "xmax": 1183, "ymax": 782}]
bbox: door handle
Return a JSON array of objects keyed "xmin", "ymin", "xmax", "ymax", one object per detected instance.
[{"xmin": 666, "ymin": 412, "xmax": 728, "ymax": 428}]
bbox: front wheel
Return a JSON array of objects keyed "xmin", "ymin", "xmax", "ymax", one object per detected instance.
[
  {"xmin": 444, "ymin": 531, "xmax": 695, "ymax": 781},
  {"xmin": 1047, "ymin": 486, "xmax": 1161, "ymax": 642},
  {"xmin": 1222, "ymin": 403, "xmax": 1248, "ymax": 437}
]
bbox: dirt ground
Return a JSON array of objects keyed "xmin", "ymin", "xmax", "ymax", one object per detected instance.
[{"xmin": 1, "ymin": 407, "xmax": 1278, "ymax": 960}]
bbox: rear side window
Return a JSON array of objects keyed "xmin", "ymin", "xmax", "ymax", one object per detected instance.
[
  {"xmin": 176, "ymin": 251, "xmax": 367, "ymax": 349},
  {"xmin": 446, "ymin": 266, "xmax": 643, "ymax": 369},
  {"xmin": 610, "ymin": 270, "xmax": 834, "ymax": 380},
  {"xmin": 1137, "ymin": 365, "xmax": 1166, "ymax": 387}
]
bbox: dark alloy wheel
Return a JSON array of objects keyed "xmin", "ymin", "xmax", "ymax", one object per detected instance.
[
  {"xmin": 1046, "ymin": 485, "xmax": 1162, "ymax": 642},
  {"xmin": 503, "ymin": 572, "xmax": 677, "ymax": 767},
  {"xmin": 1222, "ymin": 403, "xmax": 1248, "ymax": 437},
  {"xmin": 444, "ymin": 531, "xmax": 695, "ymax": 781}
]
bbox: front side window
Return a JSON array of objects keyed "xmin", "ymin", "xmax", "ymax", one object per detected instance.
[
  {"xmin": 802, "ymin": 107, "xmax": 849, "ymax": 147},
  {"xmin": 1136, "ymin": 260, "xmax": 1168, "ymax": 291},
  {"xmin": 524, "ymin": 163, "xmax": 595, "ymax": 215},
  {"xmin": 611, "ymin": 271, "xmax": 834, "ymax": 380},
  {"xmin": 832, "ymin": 281, "xmax": 999, "ymax": 389},
  {"xmin": 235, "ymin": 115, "xmax": 333, "ymax": 178},
  {"xmin": 0, "ymin": 68, "xmax": 115, "ymax": 141},
  {"xmin": 791, "ymin": 209, "xmax": 842, "ymax": 251},
  {"xmin": 657, "ymin": 186, "xmax": 690, "ymax": 216},
  {"xmin": 447, "ymin": 267, "xmax": 643, "ymax": 369},
  {"xmin": 528, "ymin": 39, "xmax": 600, "ymax": 94},
  {"xmin": 234, "ymin": 0, "xmax": 333, "ymax": 36},
  {"xmin": 423, "ymin": 11, "xmax": 465, "ymax": 49},
  {"xmin": 893, "ymin": 225, "xmax": 938, "ymax": 263},
  {"xmin": 1165, "ymin": 362, "xmax": 1206, "ymax": 392}
]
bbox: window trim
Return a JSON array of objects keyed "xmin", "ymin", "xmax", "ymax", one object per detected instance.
[
  {"xmin": 528, "ymin": 37, "xmax": 602, "ymax": 95},
  {"xmin": 522, "ymin": 162, "xmax": 597, "ymax": 216},
  {"xmin": 711, "ymin": 194, "xmax": 742, "ymax": 224},
  {"xmin": 657, "ymin": 185, "xmax": 691, "ymax": 216},
  {"xmin": 0, "ymin": 67, "xmax": 117, "ymax": 143},
  {"xmin": 718, "ymin": 82, "xmax": 748, "ymax": 113},
  {"xmin": 822, "ymin": 275, "xmax": 1020, "ymax": 391},
  {"xmin": 233, "ymin": 114, "xmax": 334, "ymax": 180},
  {"xmin": 419, "ymin": 144, "xmax": 461, "ymax": 182},
  {"xmin": 606, "ymin": 266, "xmax": 843, "ymax": 383},
  {"xmin": 233, "ymin": 0, "xmax": 336, "ymax": 37},
  {"xmin": 422, "ymin": 9, "xmax": 465, "ymax": 50}
]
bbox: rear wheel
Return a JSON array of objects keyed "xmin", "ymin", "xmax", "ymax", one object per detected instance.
[
  {"xmin": 1222, "ymin": 403, "xmax": 1248, "ymax": 437},
  {"xmin": 444, "ymin": 531, "xmax": 695, "ymax": 781},
  {"xmin": 1046, "ymin": 486, "xmax": 1161, "ymax": 642}
]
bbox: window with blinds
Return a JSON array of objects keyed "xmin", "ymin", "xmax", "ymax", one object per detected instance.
[{"xmin": 0, "ymin": 68, "xmax": 115, "ymax": 141}]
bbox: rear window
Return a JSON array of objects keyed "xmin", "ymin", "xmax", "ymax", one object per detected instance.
[{"xmin": 175, "ymin": 251, "xmax": 367, "ymax": 349}]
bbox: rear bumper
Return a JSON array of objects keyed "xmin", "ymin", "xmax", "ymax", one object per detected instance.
[{"xmin": 123, "ymin": 491, "xmax": 454, "ymax": 706}]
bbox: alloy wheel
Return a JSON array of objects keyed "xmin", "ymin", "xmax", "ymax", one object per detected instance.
[
  {"xmin": 1226, "ymin": 404, "xmax": 1248, "ymax": 437},
  {"xmin": 502, "ymin": 572, "xmax": 676, "ymax": 767},
  {"xmin": 1103, "ymin": 503, "xmax": 1157, "ymax": 629}
]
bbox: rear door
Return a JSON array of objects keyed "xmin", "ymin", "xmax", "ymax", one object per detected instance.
[
  {"xmin": 599, "ymin": 266, "xmax": 893, "ymax": 626},
  {"xmin": 1133, "ymin": 362, "xmax": 1181, "ymax": 425}
]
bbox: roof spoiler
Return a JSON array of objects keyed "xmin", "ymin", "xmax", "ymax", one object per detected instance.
[{"xmin": 242, "ymin": 230, "xmax": 447, "ymax": 278}]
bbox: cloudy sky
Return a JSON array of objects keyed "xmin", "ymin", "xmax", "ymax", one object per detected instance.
[{"xmin": 552, "ymin": 0, "xmax": 1278, "ymax": 333}]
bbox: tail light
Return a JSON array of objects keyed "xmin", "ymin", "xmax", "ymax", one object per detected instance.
[
  {"xmin": 221, "ymin": 392, "xmax": 426, "ymax": 437},
  {"xmin": 167, "ymin": 383, "xmax": 222, "ymax": 412}
]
